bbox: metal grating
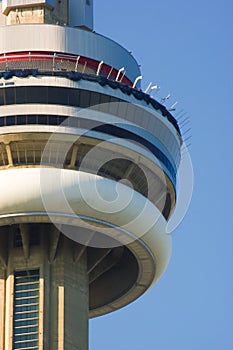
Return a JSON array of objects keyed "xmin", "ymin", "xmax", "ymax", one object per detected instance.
[{"xmin": 13, "ymin": 269, "xmax": 40, "ymax": 350}]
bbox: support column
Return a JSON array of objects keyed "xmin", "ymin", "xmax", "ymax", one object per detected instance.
[
  {"xmin": 49, "ymin": 235, "xmax": 89, "ymax": 350},
  {"xmin": 5, "ymin": 144, "xmax": 13, "ymax": 167},
  {"xmin": 4, "ymin": 274, "xmax": 14, "ymax": 350}
]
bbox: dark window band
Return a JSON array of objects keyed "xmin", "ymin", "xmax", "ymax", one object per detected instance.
[
  {"xmin": 0, "ymin": 114, "xmax": 176, "ymax": 184},
  {"xmin": 0, "ymin": 85, "xmax": 119, "ymax": 108},
  {"xmin": 0, "ymin": 69, "xmax": 181, "ymax": 136}
]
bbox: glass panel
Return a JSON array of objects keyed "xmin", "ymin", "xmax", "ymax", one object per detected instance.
[
  {"xmin": 13, "ymin": 270, "xmax": 40, "ymax": 350},
  {"xmin": 37, "ymin": 115, "xmax": 47, "ymax": 125},
  {"xmin": 17, "ymin": 115, "xmax": 27, "ymax": 125},
  {"xmin": 0, "ymin": 89, "xmax": 5, "ymax": 105},
  {"xmin": 27, "ymin": 115, "xmax": 37, "ymax": 124},
  {"xmin": 5, "ymin": 87, "xmax": 15, "ymax": 105},
  {"xmin": 26, "ymin": 86, "xmax": 47, "ymax": 104},
  {"xmin": 15, "ymin": 87, "xmax": 26, "ymax": 104},
  {"xmin": 0, "ymin": 117, "xmax": 5, "ymax": 127},
  {"xmin": 48, "ymin": 87, "xmax": 68, "ymax": 105},
  {"xmin": 79, "ymin": 90, "xmax": 90, "ymax": 108}
]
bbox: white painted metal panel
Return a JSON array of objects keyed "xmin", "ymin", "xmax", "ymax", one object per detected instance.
[
  {"xmin": 0, "ymin": 3, "xmax": 5, "ymax": 25},
  {"xmin": 0, "ymin": 167, "xmax": 171, "ymax": 287},
  {"xmin": 0, "ymin": 24, "xmax": 140, "ymax": 81}
]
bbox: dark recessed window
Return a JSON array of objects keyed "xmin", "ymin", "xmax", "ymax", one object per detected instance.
[
  {"xmin": 13, "ymin": 269, "xmax": 39, "ymax": 349},
  {"xmin": 0, "ymin": 87, "xmax": 121, "ymax": 113},
  {"xmin": 14, "ymin": 228, "xmax": 23, "ymax": 248},
  {"xmin": 68, "ymin": 88, "xmax": 79, "ymax": 106},
  {"xmin": 17, "ymin": 115, "xmax": 26, "ymax": 125},
  {"xmin": 48, "ymin": 115, "xmax": 58, "ymax": 125},
  {"xmin": 0, "ymin": 89, "xmax": 5, "ymax": 105},
  {"xmin": 16, "ymin": 87, "xmax": 26, "ymax": 104},
  {"xmin": 27, "ymin": 115, "xmax": 37, "ymax": 124},
  {"xmin": 26, "ymin": 86, "xmax": 46, "ymax": 104},
  {"xmin": 38, "ymin": 115, "xmax": 47, "ymax": 125},
  {"xmin": 48, "ymin": 87, "xmax": 68, "ymax": 105},
  {"xmin": 6, "ymin": 116, "xmax": 16, "ymax": 126},
  {"xmin": 90, "ymin": 92, "xmax": 100, "ymax": 107},
  {"xmin": 5, "ymin": 88, "xmax": 15, "ymax": 105},
  {"xmin": 29, "ymin": 231, "xmax": 40, "ymax": 246},
  {"xmin": 79, "ymin": 90, "xmax": 90, "ymax": 108}
]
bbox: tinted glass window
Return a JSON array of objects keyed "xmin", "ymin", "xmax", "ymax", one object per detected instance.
[
  {"xmin": 48, "ymin": 87, "xmax": 68, "ymax": 105},
  {"xmin": 49, "ymin": 115, "xmax": 58, "ymax": 125},
  {"xmin": 13, "ymin": 269, "xmax": 40, "ymax": 350},
  {"xmin": 68, "ymin": 88, "xmax": 79, "ymax": 106},
  {"xmin": 27, "ymin": 115, "xmax": 37, "ymax": 124},
  {"xmin": 26, "ymin": 86, "xmax": 47, "ymax": 104},
  {"xmin": 0, "ymin": 89, "xmax": 4, "ymax": 105},
  {"xmin": 79, "ymin": 90, "xmax": 90, "ymax": 108},
  {"xmin": 90, "ymin": 91, "xmax": 101, "ymax": 107},
  {"xmin": 38, "ymin": 115, "xmax": 47, "ymax": 124},
  {"xmin": 16, "ymin": 87, "xmax": 26, "ymax": 104},
  {"xmin": 5, "ymin": 87, "xmax": 15, "ymax": 105},
  {"xmin": 17, "ymin": 115, "xmax": 26, "ymax": 125},
  {"xmin": 6, "ymin": 116, "xmax": 15, "ymax": 126}
]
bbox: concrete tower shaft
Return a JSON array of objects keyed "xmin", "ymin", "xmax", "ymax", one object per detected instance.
[{"xmin": 0, "ymin": 224, "xmax": 89, "ymax": 349}]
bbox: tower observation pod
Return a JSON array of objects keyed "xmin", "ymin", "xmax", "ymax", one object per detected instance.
[{"xmin": 0, "ymin": 1, "xmax": 183, "ymax": 349}]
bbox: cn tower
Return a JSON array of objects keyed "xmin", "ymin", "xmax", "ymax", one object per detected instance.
[{"xmin": 0, "ymin": 1, "xmax": 182, "ymax": 349}]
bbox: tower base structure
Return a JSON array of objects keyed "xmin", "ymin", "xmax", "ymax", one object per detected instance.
[{"xmin": 0, "ymin": 224, "xmax": 89, "ymax": 350}]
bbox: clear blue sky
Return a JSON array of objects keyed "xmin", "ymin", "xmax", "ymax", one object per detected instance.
[{"xmin": 90, "ymin": 1, "xmax": 233, "ymax": 349}]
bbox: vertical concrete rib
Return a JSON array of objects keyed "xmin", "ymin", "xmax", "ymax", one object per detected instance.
[{"xmin": 49, "ymin": 235, "xmax": 89, "ymax": 350}]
